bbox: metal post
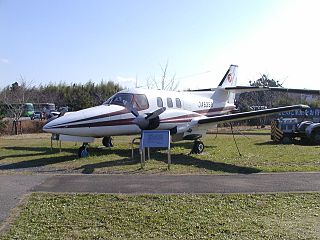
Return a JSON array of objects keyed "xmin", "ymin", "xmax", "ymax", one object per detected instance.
[
  {"xmin": 147, "ymin": 147, "xmax": 150, "ymax": 160},
  {"xmin": 168, "ymin": 149, "xmax": 171, "ymax": 170},
  {"xmin": 168, "ymin": 135, "xmax": 171, "ymax": 170},
  {"xmin": 131, "ymin": 140, "xmax": 134, "ymax": 160},
  {"xmin": 131, "ymin": 137, "xmax": 141, "ymax": 160},
  {"xmin": 143, "ymin": 148, "xmax": 146, "ymax": 167},
  {"xmin": 140, "ymin": 148, "xmax": 143, "ymax": 169}
]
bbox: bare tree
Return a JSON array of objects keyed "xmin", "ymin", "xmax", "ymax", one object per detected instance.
[
  {"xmin": 0, "ymin": 77, "xmax": 34, "ymax": 134},
  {"xmin": 145, "ymin": 60, "xmax": 178, "ymax": 91}
]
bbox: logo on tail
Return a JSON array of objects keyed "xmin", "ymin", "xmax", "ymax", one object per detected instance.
[{"xmin": 218, "ymin": 64, "xmax": 238, "ymax": 87}]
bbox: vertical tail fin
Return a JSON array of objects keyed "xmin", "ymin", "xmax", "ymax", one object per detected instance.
[
  {"xmin": 212, "ymin": 65, "xmax": 238, "ymax": 104},
  {"xmin": 218, "ymin": 64, "xmax": 238, "ymax": 88}
]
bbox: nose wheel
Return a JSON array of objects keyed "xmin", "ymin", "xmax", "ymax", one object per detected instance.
[
  {"xmin": 78, "ymin": 143, "xmax": 89, "ymax": 158},
  {"xmin": 191, "ymin": 140, "xmax": 204, "ymax": 154}
]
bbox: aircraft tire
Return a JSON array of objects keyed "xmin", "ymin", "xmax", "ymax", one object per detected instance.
[
  {"xmin": 102, "ymin": 136, "xmax": 113, "ymax": 147},
  {"xmin": 192, "ymin": 141, "xmax": 204, "ymax": 154},
  {"xmin": 311, "ymin": 132, "xmax": 320, "ymax": 144}
]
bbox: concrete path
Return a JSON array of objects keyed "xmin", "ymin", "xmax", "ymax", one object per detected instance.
[
  {"xmin": 1, "ymin": 172, "xmax": 320, "ymax": 226},
  {"xmin": 33, "ymin": 172, "xmax": 320, "ymax": 194},
  {"xmin": 0, "ymin": 175, "xmax": 49, "ymax": 224}
]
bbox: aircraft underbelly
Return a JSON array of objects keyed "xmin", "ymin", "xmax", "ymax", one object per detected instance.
[{"xmin": 50, "ymin": 125, "xmax": 140, "ymax": 137}]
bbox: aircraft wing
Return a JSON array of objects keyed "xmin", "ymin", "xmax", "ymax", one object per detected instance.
[
  {"xmin": 224, "ymin": 86, "xmax": 320, "ymax": 94},
  {"xmin": 194, "ymin": 104, "xmax": 309, "ymax": 126}
]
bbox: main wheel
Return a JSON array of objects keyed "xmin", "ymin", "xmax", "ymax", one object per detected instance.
[
  {"xmin": 78, "ymin": 145, "xmax": 89, "ymax": 158},
  {"xmin": 191, "ymin": 141, "xmax": 204, "ymax": 154},
  {"xmin": 102, "ymin": 136, "xmax": 113, "ymax": 147}
]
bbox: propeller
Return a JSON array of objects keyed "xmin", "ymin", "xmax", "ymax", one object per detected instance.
[
  {"xmin": 125, "ymin": 102, "xmax": 166, "ymax": 130},
  {"xmin": 58, "ymin": 107, "xmax": 68, "ymax": 117},
  {"xmin": 45, "ymin": 107, "xmax": 68, "ymax": 122}
]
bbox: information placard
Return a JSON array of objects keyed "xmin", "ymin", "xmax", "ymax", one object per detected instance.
[
  {"xmin": 141, "ymin": 130, "xmax": 170, "ymax": 149},
  {"xmin": 140, "ymin": 130, "xmax": 171, "ymax": 170}
]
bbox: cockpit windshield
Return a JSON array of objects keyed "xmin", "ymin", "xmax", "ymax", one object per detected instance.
[
  {"xmin": 103, "ymin": 93, "xmax": 149, "ymax": 110},
  {"xmin": 104, "ymin": 93, "xmax": 133, "ymax": 106}
]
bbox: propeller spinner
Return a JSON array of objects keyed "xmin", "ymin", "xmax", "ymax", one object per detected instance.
[{"xmin": 125, "ymin": 102, "xmax": 166, "ymax": 130}]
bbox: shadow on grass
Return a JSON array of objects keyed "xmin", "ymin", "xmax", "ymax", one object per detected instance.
[
  {"xmin": 0, "ymin": 155, "xmax": 77, "ymax": 170},
  {"xmin": 75, "ymin": 158, "xmax": 138, "ymax": 174},
  {"xmin": 254, "ymin": 140, "xmax": 320, "ymax": 146},
  {"xmin": 171, "ymin": 141, "xmax": 217, "ymax": 150},
  {"xmin": 77, "ymin": 147, "xmax": 260, "ymax": 174},
  {"xmin": 0, "ymin": 146, "xmax": 77, "ymax": 161},
  {"xmin": 254, "ymin": 141, "xmax": 279, "ymax": 146},
  {"xmin": 152, "ymin": 151, "xmax": 260, "ymax": 174},
  {"xmin": 0, "ymin": 144, "xmax": 260, "ymax": 174}
]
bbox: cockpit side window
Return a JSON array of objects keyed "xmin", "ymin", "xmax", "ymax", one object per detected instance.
[
  {"xmin": 103, "ymin": 93, "xmax": 149, "ymax": 110},
  {"xmin": 133, "ymin": 94, "xmax": 149, "ymax": 110}
]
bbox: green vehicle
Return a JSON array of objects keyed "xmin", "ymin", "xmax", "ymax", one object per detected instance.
[{"xmin": 23, "ymin": 103, "xmax": 34, "ymax": 117}]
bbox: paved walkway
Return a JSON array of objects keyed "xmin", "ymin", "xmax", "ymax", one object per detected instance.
[
  {"xmin": 33, "ymin": 172, "xmax": 320, "ymax": 194},
  {"xmin": 1, "ymin": 172, "xmax": 320, "ymax": 226},
  {"xmin": 0, "ymin": 175, "xmax": 49, "ymax": 225}
]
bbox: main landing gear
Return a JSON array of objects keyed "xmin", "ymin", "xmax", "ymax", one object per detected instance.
[
  {"xmin": 191, "ymin": 140, "xmax": 204, "ymax": 154},
  {"xmin": 78, "ymin": 143, "xmax": 89, "ymax": 158},
  {"xmin": 102, "ymin": 136, "xmax": 113, "ymax": 147}
]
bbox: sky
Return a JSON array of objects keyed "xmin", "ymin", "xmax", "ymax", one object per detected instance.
[{"xmin": 1, "ymin": 0, "xmax": 320, "ymax": 90}]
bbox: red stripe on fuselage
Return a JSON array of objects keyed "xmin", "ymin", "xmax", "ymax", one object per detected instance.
[{"xmin": 49, "ymin": 106, "xmax": 235, "ymax": 129}]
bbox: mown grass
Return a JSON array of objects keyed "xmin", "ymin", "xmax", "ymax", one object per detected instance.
[
  {"xmin": 0, "ymin": 131, "xmax": 320, "ymax": 174},
  {"xmin": 1, "ymin": 193, "xmax": 320, "ymax": 239}
]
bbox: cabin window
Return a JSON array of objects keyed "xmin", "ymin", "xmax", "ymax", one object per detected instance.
[
  {"xmin": 157, "ymin": 97, "xmax": 163, "ymax": 107},
  {"xmin": 167, "ymin": 98, "xmax": 173, "ymax": 108},
  {"xmin": 176, "ymin": 98, "xmax": 182, "ymax": 108}
]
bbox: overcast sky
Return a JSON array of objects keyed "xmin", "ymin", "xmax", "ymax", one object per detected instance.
[{"xmin": 1, "ymin": 0, "xmax": 319, "ymax": 90}]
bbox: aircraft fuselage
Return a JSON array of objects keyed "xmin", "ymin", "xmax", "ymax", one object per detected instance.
[{"xmin": 43, "ymin": 88, "xmax": 236, "ymax": 137}]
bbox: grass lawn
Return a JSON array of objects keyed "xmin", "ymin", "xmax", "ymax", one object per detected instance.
[
  {"xmin": 1, "ymin": 193, "xmax": 320, "ymax": 239},
  {"xmin": 0, "ymin": 131, "xmax": 320, "ymax": 174}
]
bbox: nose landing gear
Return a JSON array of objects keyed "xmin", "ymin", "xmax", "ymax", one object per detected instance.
[
  {"xmin": 191, "ymin": 140, "xmax": 204, "ymax": 154},
  {"xmin": 78, "ymin": 143, "xmax": 89, "ymax": 158}
]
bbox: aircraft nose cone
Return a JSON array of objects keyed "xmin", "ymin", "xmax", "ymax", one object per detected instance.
[{"xmin": 43, "ymin": 121, "xmax": 53, "ymax": 133}]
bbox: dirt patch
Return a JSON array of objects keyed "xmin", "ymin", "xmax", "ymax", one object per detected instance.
[
  {"xmin": 0, "ymin": 133, "xmax": 51, "ymax": 140},
  {"xmin": 1, "ymin": 119, "xmax": 46, "ymax": 136}
]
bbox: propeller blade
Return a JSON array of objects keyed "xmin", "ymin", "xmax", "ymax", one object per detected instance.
[
  {"xmin": 131, "ymin": 108, "xmax": 139, "ymax": 117},
  {"xmin": 145, "ymin": 107, "xmax": 166, "ymax": 120},
  {"xmin": 58, "ymin": 107, "xmax": 68, "ymax": 117}
]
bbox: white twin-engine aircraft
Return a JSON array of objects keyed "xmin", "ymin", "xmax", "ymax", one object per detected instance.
[{"xmin": 43, "ymin": 65, "xmax": 310, "ymax": 156}]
